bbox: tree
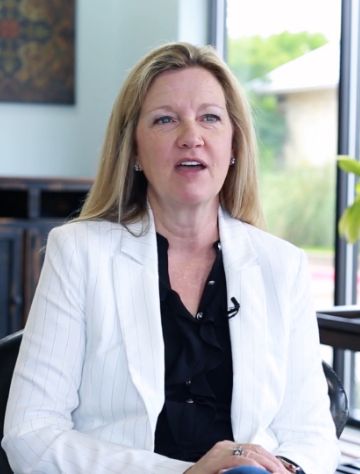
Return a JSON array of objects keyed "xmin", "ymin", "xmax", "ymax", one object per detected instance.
[
  {"xmin": 227, "ymin": 32, "xmax": 327, "ymax": 170},
  {"xmin": 228, "ymin": 31, "xmax": 327, "ymax": 82}
]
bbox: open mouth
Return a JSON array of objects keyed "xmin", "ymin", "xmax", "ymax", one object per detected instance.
[{"xmin": 176, "ymin": 160, "xmax": 206, "ymax": 170}]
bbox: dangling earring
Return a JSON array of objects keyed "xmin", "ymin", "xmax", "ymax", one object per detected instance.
[
  {"xmin": 230, "ymin": 156, "xmax": 236, "ymax": 166},
  {"xmin": 134, "ymin": 162, "xmax": 142, "ymax": 172}
]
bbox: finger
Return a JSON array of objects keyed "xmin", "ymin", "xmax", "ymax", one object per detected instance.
[
  {"xmin": 243, "ymin": 450, "xmax": 287, "ymax": 473},
  {"xmin": 232, "ymin": 444, "xmax": 286, "ymax": 473},
  {"xmin": 224, "ymin": 454, "xmax": 261, "ymax": 470}
]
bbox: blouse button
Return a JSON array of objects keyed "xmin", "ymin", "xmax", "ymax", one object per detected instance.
[
  {"xmin": 196, "ymin": 312, "xmax": 203, "ymax": 320},
  {"xmin": 185, "ymin": 398, "xmax": 194, "ymax": 404},
  {"xmin": 208, "ymin": 280, "xmax": 215, "ymax": 286},
  {"xmin": 217, "ymin": 242, "xmax": 222, "ymax": 251}
]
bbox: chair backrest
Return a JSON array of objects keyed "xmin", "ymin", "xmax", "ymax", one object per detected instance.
[
  {"xmin": 0, "ymin": 331, "xmax": 349, "ymax": 473},
  {"xmin": 0, "ymin": 330, "xmax": 23, "ymax": 474},
  {"xmin": 322, "ymin": 360, "xmax": 349, "ymax": 438}
]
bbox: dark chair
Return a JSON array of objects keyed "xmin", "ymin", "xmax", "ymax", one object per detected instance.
[
  {"xmin": 0, "ymin": 332, "xmax": 349, "ymax": 474},
  {"xmin": 0, "ymin": 330, "xmax": 23, "ymax": 474},
  {"xmin": 322, "ymin": 360, "xmax": 349, "ymax": 438}
]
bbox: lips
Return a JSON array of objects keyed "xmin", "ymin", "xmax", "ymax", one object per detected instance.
[{"xmin": 175, "ymin": 159, "xmax": 206, "ymax": 170}]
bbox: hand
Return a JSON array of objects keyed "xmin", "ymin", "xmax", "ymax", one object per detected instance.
[{"xmin": 184, "ymin": 441, "xmax": 288, "ymax": 474}]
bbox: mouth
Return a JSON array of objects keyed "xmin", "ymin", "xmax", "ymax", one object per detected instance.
[{"xmin": 175, "ymin": 160, "xmax": 206, "ymax": 170}]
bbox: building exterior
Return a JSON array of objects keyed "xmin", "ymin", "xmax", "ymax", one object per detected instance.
[{"xmin": 251, "ymin": 42, "xmax": 339, "ymax": 166}]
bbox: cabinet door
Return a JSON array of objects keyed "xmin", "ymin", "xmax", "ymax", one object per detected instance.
[{"xmin": 0, "ymin": 227, "xmax": 23, "ymax": 338}]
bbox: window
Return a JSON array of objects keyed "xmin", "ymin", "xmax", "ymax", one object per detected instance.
[
  {"xmin": 221, "ymin": 0, "xmax": 360, "ymax": 424},
  {"xmin": 336, "ymin": 0, "xmax": 360, "ymax": 424},
  {"xmin": 226, "ymin": 0, "xmax": 341, "ymax": 310}
]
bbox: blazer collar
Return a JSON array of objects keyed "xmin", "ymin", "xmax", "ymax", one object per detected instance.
[
  {"xmin": 118, "ymin": 209, "xmax": 158, "ymax": 267},
  {"xmin": 218, "ymin": 209, "xmax": 268, "ymax": 441},
  {"xmin": 112, "ymin": 210, "xmax": 164, "ymax": 440},
  {"xmin": 119, "ymin": 207, "xmax": 258, "ymax": 270},
  {"xmin": 218, "ymin": 207, "xmax": 259, "ymax": 270}
]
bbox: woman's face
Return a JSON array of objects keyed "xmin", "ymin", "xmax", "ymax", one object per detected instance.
[{"xmin": 135, "ymin": 66, "xmax": 233, "ymax": 211}]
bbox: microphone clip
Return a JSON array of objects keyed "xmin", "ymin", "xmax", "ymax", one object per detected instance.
[{"xmin": 227, "ymin": 297, "xmax": 240, "ymax": 319}]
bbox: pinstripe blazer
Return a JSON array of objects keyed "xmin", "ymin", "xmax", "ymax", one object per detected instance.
[{"xmin": 2, "ymin": 208, "xmax": 339, "ymax": 474}]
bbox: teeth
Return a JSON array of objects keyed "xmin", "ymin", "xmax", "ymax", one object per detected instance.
[{"xmin": 179, "ymin": 161, "xmax": 202, "ymax": 167}]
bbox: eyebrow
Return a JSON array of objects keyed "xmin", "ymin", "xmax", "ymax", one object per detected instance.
[{"xmin": 143, "ymin": 103, "xmax": 227, "ymax": 114}]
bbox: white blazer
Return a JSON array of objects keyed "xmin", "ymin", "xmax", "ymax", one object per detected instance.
[{"xmin": 2, "ymin": 209, "xmax": 339, "ymax": 474}]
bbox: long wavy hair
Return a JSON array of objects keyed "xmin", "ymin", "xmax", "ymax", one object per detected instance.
[{"xmin": 80, "ymin": 42, "xmax": 264, "ymax": 227}]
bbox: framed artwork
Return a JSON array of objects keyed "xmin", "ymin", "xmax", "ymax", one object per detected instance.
[{"xmin": 0, "ymin": 0, "xmax": 75, "ymax": 104}]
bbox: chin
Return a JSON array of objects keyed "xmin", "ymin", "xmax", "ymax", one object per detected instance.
[{"xmin": 175, "ymin": 193, "xmax": 218, "ymax": 208}]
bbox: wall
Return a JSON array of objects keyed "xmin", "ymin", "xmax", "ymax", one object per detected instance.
[
  {"xmin": 0, "ymin": 0, "xmax": 208, "ymax": 178},
  {"xmin": 282, "ymin": 89, "xmax": 337, "ymax": 166}
]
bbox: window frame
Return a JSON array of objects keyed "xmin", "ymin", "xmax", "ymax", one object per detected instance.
[
  {"xmin": 335, "ymin": 0, "xmax": 360, "ymax": 425},
  {"xmin": 207, "ymin": 0, "xmax": 227, "ymax": 58}
]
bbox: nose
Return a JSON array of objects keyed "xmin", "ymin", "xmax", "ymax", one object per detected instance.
[{"xmin": 176, "ymin": 121, "xmax": 204, "ymax": 148}]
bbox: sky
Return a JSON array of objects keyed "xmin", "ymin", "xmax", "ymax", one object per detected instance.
[{"xmin": 227, "ymin": 0, "xmax": 341, "ymax": 41}]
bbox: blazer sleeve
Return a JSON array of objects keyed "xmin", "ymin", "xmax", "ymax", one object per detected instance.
[
  {"xmin": 2, "ymin": 226, "xmax": 192, "ymax": 474},
  {"xmin": 271, "ymin": 250, "xmax": 340, "ymax": 474}
]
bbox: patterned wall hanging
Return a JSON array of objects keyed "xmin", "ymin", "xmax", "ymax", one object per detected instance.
[{"xmin": 0, "ymin": 0, "xmax": 75, "ymax": 104}]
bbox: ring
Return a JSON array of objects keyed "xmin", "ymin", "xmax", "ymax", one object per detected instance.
[{"xmin": 232, "ymin": 445, "xmax": 244, "ymax": 456}]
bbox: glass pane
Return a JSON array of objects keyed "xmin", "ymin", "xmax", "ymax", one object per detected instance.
[
  {"xmin": 353, "ymin": 352, "xmax": 360, "ymax": 420},
  {"xmin": 226, "ymin": 0, "xmax": 341, "ymax": 310}
]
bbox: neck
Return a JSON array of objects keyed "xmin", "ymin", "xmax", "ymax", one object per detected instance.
[{"xmin": 149, "ymin": 197, "xmax": 219, "ymax": 252}]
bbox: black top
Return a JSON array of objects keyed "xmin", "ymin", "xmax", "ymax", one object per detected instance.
[{"xmin": 154, "ymin": 234, "xmax": 234, "ymax": 462}]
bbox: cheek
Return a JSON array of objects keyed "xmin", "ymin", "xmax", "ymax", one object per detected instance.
[
  {"xmin": 214, "ymin": 136, "xmax": 232, "ymax": 161},
  {"xmin": 137, "ymin": 131, "xmax": 165, "ymax": 158},
  {"xmin": 144, "ymin": 143, "xmax": 172, "ymax": 168}
]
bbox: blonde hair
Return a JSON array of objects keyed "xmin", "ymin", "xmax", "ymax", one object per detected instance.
[{"xmin": 80, "ymin": 42, "xmax": 264, "ymax": 227}]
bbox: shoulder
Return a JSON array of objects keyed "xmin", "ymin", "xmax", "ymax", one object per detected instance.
[
  {"xmin": 228, "ymin": 222, "xmax": 311, "ymax": 305},
  {"xmin": 243, "ymin": 222, "xmax": 302, "ymax": 256},
  {"xmin": 245, "ymin": 222, "xmax": 306, "ymax": 271},
  {"xmin": 49, "ymin": 219, "xmax": 123, "ymax": 238},
  {"xmin": 46, "ymin": 219, "xmax": 127, "ymax": 256},
  {"xmin": 220, "ymin": 211, "xmax": 306, "ymax": 272},
  {"xmin": 221, "ymin": 210, "xmax": 301, "ymax": 255}
]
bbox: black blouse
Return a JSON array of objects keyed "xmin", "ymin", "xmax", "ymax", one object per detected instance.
[{"xmin": 154, "ymin": 234, "xmax": 234, "ymax": 462}]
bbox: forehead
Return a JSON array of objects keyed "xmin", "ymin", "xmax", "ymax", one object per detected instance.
[{"xmin": 142, "ymin": 67, "xmax": 227, "ymax": 108}]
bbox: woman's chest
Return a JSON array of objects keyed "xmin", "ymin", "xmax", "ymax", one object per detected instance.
[{"xmin": 168, "ymin": 252, "xmax": 216, "ymax": 316}]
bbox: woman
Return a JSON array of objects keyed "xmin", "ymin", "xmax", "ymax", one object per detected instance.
[{"xmin": 2, "ymin": 42, "xmax": 339, "ymax": 473}]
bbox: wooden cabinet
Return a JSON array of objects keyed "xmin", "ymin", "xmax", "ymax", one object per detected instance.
[
  {"xmin": 0, "ymin": 177, "xmax": 92, "ymax": 338},
  {"xmin": 0, "ymin": 227, "xmax": 23, "ymax": 336}
]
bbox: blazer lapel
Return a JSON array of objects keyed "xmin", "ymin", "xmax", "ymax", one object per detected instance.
[
  {"xmin": 111, "ymin": 209, "xmax": 269, "ymax": 442},
  {"xmin": 219, "ymin": 210, "xmax": 268, "ymax": 441},
  {"xmin": 112, "ymin": 215, "xmax": 165, "ymax": 436}
]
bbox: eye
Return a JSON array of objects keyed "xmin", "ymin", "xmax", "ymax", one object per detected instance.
[
  {"xmin": 153, "ymin": 115, "xmax": 175, "ymax": 125},
  {"xmin": 202, "ymin": 114, "xmax": 221, "ymax": 123}
]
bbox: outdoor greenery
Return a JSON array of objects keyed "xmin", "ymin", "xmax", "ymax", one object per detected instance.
[
  {"xmin": 228, "ymin": 32, "xmax": 334, "ymax": 249},
  {"xmin": 228, "ymin": 32, "xmax": 327, "ymax": 82},
  {"xmin": 338, "ymin": 156, "xmax": 360, "ymax": 243},
  {"xmin": 259, "ymin": 163, "xmax": 335, "ymax": 248},
  {"xmin": 228, "ymin": 31, "xmax": 328, "ymax": 171}
]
